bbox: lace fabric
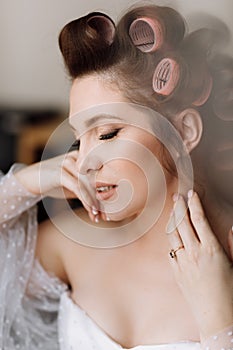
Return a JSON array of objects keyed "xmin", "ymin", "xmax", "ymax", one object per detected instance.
[
  {"xmin": 0, "ymin": 164, "xmax": 232, "ymax": 349},
  {"xmin": 0, "ymin": 164, "xmax": 67, "ymax": 349},
  {"xmin": 201, "ymin": 325, "xmax": 233, "ymax": 350}
]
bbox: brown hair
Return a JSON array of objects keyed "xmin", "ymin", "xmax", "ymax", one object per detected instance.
[
  {"xmin": 58, "ymin": 4, "xmax": 233, "ymax": 182},
  {"xmin": 59, "ymin": 4, "xmax": 232, "ymax": 114}
]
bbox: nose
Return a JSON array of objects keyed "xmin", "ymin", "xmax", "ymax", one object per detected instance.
[{"xmin": 75, "ymin": 142, "xmax": 103, "ymax": 175}]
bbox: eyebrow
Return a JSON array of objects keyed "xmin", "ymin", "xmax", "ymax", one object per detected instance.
[
  {"xmin": 69, "ymin": 114, "xmax": 124, "ymax": 131},
  {"xmin": 86, "ymin": 114, "xmax": 124, "ymax": 127}
]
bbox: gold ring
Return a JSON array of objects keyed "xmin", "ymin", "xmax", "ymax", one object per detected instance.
[{"xmin": 169, "ymin": 245, "xmax": 184, "ymax": 259}]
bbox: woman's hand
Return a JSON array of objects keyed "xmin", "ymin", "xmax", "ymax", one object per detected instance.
[
  {"xmin": 14, "ymin": 151, "xmax": 101, "ymax": 222},
  {"xmin": 167, "ymin": 191, "xmax": 233, "ymax": 341}
]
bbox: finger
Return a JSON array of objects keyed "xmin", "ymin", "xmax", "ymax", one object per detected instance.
[
  {"xmin": 60, "ymin": 169, "xmax": 95, "ymax": 213},
  {"xmin": 77, "ymin": 182, "xmax": 99, "ymax": 211},
  {"xmin": 64, "ymin": 151, "xmax": 77, "ymax": 161},
  {"xmin": 77, "ymin": 184, "xmax": 101, "ymax": 218},
  {"xmin": 62, "ymin": 155, "xmax": 78, "ymax": 178},
  {"xmin": 87, "ymin": 210, "xmax": 100, "ymax": 224},
  {"xmin": 75, "ymin": 198, "xmax": 99, "ymax": 224},
  {"xmin": 60, "ymin": 169, "xmax": 81, "ymax": 198},
  {"xmin": 66, "ymin": 150, "xmax": 79, "ymax": 159},
  {"xmin": 166, "ymin": 210, "xmax": 183, "ymax": 249},
  {"xmin": 187, "ymin": 191, "xmax": 219, "ymax": 246},
  {"xmin": 100, "ymin": 211, "xmax": 111, "ymax": 222},
  {"xmin": 167, "ymin": 223, "xmax": 182, "ymax": 273},
  {"xmin": 173, "ymin": 194, "xmax": 199, "ymax": 250},
  {"xmin": 228, "ymin": 226, "xmax": 233, "ymax": 261},
  {"xmin": 45, "ymin": 169, "xmax": 79, "ymax": 199}
]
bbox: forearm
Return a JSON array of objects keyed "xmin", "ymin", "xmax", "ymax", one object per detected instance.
[{"xmin": 0, "ymin": 164, "xmax": 41, "ymax": 226}]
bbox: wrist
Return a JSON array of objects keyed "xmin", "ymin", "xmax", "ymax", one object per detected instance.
[
  {"xmin": 199, "ymin": 317, "xmax": 233, "ymax": 341},
  {"xmin": 195, "ymin": 298, "xmax": 233, "ymax": 340},
  {"xmin": 14, "ymin": 164, "xmax": 41, "ymax": 195},
  {"xmin": 200, "ymin": 324, "xmax": 233, "ymax": 350}
]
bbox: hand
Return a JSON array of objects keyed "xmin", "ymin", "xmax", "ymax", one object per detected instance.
[
  {"xmin": 167, "ymin": 191, "xmax": 233, "ymax": 341},
  {"xmin": 15, "ymin": 151, "xmax": 101, "ymax": 222}
]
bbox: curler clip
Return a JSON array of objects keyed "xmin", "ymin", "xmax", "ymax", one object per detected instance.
[
  {"xmin": 129, "ymin": 17, "xmax": 163, "ymax": 53},
  {"xmin": 152, "ymin": 58, "xmax": 180, "ymax": 95},
  {"xmin": 87, "ymin": 13, "xmax": 115, "ymax": 45}
]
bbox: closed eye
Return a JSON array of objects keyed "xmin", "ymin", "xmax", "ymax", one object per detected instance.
[
  {"xmin": 99, "ymin": 128, "xmax": 121, "ymax": 140},
  {"xmin": 69, "ymin": 128, "xmax": 122, "ymax": 151}
]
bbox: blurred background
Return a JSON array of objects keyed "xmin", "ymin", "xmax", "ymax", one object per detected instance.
[{"xmin": 0, "ymin": 0, "xmax": 232, "ymax": 172}]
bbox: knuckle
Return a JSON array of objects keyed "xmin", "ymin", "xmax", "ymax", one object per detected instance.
[
  {"xmin": 186, "ymin": 248, "xmax": 199, "ymax": 264},
  {"xmin": 63, "ymin": 157, "xmax": 71, "ymax": 166}
]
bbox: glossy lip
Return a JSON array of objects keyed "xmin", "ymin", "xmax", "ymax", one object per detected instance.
[{"xmin": 95, "ymin": 182, "xmax": 118, "ymax": 201}]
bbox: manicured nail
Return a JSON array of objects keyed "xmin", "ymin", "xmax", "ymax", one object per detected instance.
[
  {"xmin": 95, "ymin": 216, "xmax": 99, "ymax": 223},
  {"xmin": 231, "ymin": 225, "xmax": 233, "ymax": 234},
  {"xmin": 106, "ymin": 216, "xmax": 111, "ymax": 221},
  {"xmin": 188, "ymin": 189, "xmax": 193, "ymax": 199},
  {"xmin": 172, "ymin": 193, "xmax": 179, "ymax": 202},
  {"xmin": 92, "ymin": 206, "xmax": 98, "ymax": 215}
]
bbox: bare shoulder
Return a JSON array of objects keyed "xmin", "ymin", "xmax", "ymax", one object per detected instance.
[
  {"xmin": 35, "ymin": 209, "xmax": 80, "ymax": 285},
  {"xmin": 35, "ymin": 207, "xmax": 117, "ymax": 285}
]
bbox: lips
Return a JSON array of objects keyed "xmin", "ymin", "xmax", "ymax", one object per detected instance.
[{"xmin": 95, "ymin": 182, "xmax": 118, "ymax": 201}]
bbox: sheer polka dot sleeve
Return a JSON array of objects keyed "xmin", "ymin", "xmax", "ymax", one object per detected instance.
[
  {"xmin": 0, "ymin": 164, "xmax": 67, "ymax": 349},
  {"xmin": 0, "ymin": 164, "xmax": 41, "ymax": 230},
  {"xmin": 201, "ymin": 324, "xmax": 233, "ymax": 350}
]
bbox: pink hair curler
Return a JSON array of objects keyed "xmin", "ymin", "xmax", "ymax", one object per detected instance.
[
  {"xmin": 129, "ymin": 17, "xmax": 163, "ymax": 53},
  {"xmin": 87, "ymin": 14, "xmax": 115, "ymax": 45},
  {"xmin": 152, "ymin": 58, "xmax": 180, "ymax": 95},
  {"xmin": 192, "ymin": 73, "xmax": 213, "ymax": 106}
]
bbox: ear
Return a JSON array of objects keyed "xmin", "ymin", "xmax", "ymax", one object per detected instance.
[{"xmin": 174, "ymin": 108, "xmax": 203, "ymax": 153}]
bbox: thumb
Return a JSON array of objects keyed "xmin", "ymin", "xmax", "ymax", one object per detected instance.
[{"xmin": 228, "ymin": 226, "xmax": 233, "ymax": 261}]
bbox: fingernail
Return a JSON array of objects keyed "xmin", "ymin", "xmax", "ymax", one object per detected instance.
[
  {"xmin": 231, "ymin": 225, "xmax": 233, "ymax": 233},
  {"xmin": 188, "ymin": 189, "xmax": 193, "ymax": 199},
  {"xmin": 106, "ymin": 216, "xmax": 111, "ymax": 221},
  {"xmin": 172, "ymin": 193, "xmax": 179, "ymax": 202},
  {"xmin": 95, "ymin": 216, "xmax": 99, "ymax": 223},
  {"xmin": 92, "ymin": 206, "xmax": 98, "ymax": 215}
]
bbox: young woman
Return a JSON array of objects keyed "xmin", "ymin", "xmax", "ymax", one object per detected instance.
[{"xmin": 0, "ymin": 4, "xmax": 232, "ymax": 350}]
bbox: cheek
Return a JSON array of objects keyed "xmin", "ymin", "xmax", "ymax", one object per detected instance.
[
  {"xmin": 109, "ymin": 159, "xmax": 147, "ymax": 188},
  {"xmin": 109, "ymin": 157, "xmax": 166, "ymax": 200}
]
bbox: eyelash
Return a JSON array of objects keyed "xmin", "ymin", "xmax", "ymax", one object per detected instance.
[
  {"xmin": 99, "ymin": 128, "xmax": 121, "ymax": 140},
  {"xmin": 70, "ymin": 128, "xmax": 121, "ymax": 151}
]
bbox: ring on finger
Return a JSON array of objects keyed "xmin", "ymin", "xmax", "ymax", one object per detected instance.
[{"xmin": 169, "ymin": 245, "xmax": 184, "ymax": 259}]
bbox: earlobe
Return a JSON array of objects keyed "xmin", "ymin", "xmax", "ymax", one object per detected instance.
[{"xmin": 174, "ymin": 108, "xmax": 203, "ymax": 153}]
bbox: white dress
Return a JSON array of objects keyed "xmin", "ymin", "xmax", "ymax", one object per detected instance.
[
  {"xmin": 0, "ymin": 165, "xmax": 232, "ymax": 350},
  {"xmin": 58, "ymin": 291, "xmax": 201, "ymax": 350}
]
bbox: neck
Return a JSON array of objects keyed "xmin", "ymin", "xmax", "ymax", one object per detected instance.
[
  {"xmin": 129, "ymin": 179, "xmax": 232, "ymax": 260},
  {"xmin": 130, "ymin": 179, "xmax": 177, "ymax": 259}
]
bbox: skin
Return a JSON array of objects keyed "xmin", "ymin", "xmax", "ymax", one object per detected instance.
[{"xmin": 16, "ymin": 74, "xmax": 233, "ymax": 348}]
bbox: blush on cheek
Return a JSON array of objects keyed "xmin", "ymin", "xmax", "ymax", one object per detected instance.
[{"xmin": 98, "ymin": 161, "xmax": 147, "ymax": 220}]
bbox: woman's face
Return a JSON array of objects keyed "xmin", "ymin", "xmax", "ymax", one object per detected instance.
[{"xmin": 69, "ymin": 75, "xmax": 174, "ymax": 221}]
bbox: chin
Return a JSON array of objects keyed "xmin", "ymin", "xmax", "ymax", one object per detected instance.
[
  {"xmin": 99, "ymin": 193, "xmax": 146, "ymax": 222},
  {"xmin": 104, "ymin": 206, "xmax": 140, "ymax": 223}
]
